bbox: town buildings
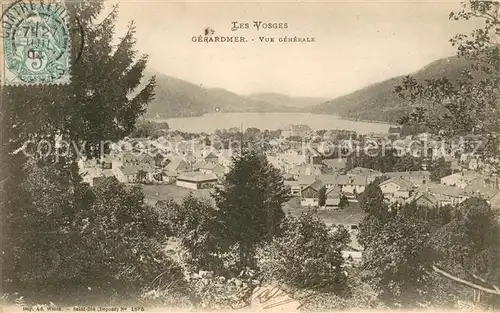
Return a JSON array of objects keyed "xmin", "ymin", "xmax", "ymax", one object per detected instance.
[
  {"xmin": 176, "ymin": 172, "xmax": 218, "ymax": 190},
  {"xmin": 77, "ymin": 128, "xmax": 500, "ymax": 213}
]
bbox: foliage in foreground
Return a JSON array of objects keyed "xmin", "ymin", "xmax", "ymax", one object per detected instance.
[
  {"xmin": 257, "ymin": 211, "xmax": 349, "ymax": 293},
  {"xmin": 359, "ymin": 180, "xmax": 500, "ymax": 309},
  {"xmin": 211, "ymin": 150, "xmax": 291, "ymax": 271},
  {"xmin": 396, "ymin": 0, "xmax": 500, "ymax": 159},
  {"xmin": 3, "ymin": 164, "xmax": 185, "ymax": 304}
]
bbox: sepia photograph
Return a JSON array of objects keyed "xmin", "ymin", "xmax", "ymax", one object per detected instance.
[{"xmin": 1, "ymin": 0, "xmax": 500, "ymax": 312}]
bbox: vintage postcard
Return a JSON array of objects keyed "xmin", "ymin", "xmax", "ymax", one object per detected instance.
[{"xmin": 1, "ymin": 0, "xmax": 499, "ymax": 312}]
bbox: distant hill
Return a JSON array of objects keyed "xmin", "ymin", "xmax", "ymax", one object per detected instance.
[
  {"xmin": 247, "ymin": 92, "xmax": 328, "ymax": 109},
  {"xmin": 311, "ymin": 56, "xmax": 474, "ymax": 124},
  {"xmin": 144, "ymin": 71, "xmax": 304, "ymax": 118}
]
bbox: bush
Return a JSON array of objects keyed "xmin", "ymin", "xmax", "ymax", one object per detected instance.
[{"xmin": 257, "ymin": 211, "xmax": 348, "ymax": 293}]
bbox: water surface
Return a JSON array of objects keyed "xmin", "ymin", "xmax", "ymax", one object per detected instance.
[{"xmin": 153, "ymin": 112, "xmax": 393, "ymax": 134}]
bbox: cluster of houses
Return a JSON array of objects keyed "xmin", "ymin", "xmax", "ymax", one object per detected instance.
[
  {"xmin": 286, "ymin": 164, "xmax": 500, "ymax": 210},
  {"xmin": 74, "ymin": 127, "xmax": 499, "ymax": 268},
  {"xmin": 78, "ymin": 137, "xmax": 236, "ymax": 190},
  {"xmin": 77, "ymin": 126, "xmax": 500, "ymax": 211},
  {"xmin": 265, "ymin": 125, "xmax": 500, "ymax": 210}
]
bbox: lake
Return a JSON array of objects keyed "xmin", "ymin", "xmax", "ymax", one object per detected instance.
[{"xmin": 152, "ymin": 112, "xmax": 393, "ymax": 135}]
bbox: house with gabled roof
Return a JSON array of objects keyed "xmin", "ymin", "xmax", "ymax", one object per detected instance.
[
  {"xmin": 153, "ymin": 170, "xmax": 178, "ymax": 184},
  {"xmin": 164, "ymin": 157, "xmax": 190, "ymax": 173},
  {"xmin": 121, "ymin": 152, "xmax": 141, "ymax": 167},
  {"xmin": 194, "ymin": 161, "xmax": 226, "ymax": 178},
  {"xmin": 441, "ymin": 170, "xmax": 484, "ymax": 189},
  {"xmin": 140, "ymin": 154, "xmax": 156, "ymax": 168},
  {"xmin": 284, "ymin": 180, "xmax": 302, "ymax": 196},
  {"xmin": 115, "ymin": 165, "xmax": 148, "ymax": 184},
  {"xmin": 281, "ymin": 124, "xmax": 312, "ymax": 138},
  {"xmin": 284, "ymin": 174, "xmax": 316, "ymax": 196},
  {"xmin": 204, "ymin": 151, "xmax": 219, "ymax": 164},
  {"xmin": 337, "ymin": 174, "xmax": 374, "ymax": 199},
  {"xmin": 463, "ymin": 178, "xmax": 500, "ymax": 209},
  {"xmin": 324, "ymin": 186, "xmax": 342, "ymax": 209},
  {"xmin": 300, "ymin": 179, "xmax": 325, "ymax": 207},
  {"xmin": 385, "ymin": 171, "xmax": 430, "ymax": 187},
  {"xmin": 316, "ymin": 174, "xmax": 338, "ymax": 188},
  {"xmin": 406, "ymin": 191, "xmax": 440, "ymax": 208},
  {"xmin": 379, "ymin": 177, "xmax": 414, "ymax": 202},
  {"xmin": 417, "ymin": 183, "xmax": 469, "ymax": 206}
]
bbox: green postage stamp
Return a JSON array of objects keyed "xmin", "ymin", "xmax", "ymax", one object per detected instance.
[{"xmin": 1, "ymin": 0, "xmax": 70, "ymax": 85}]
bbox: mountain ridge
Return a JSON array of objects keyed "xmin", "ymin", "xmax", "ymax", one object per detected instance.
[
  {"xmin": 310, "ymin": 55, "xmax": 474, "ymax": 123},
  {"xmin": 144, "ymin": 71, "xmax": 321, "ymax": 118},
  {"xmin": 145, "ymin": 55, "xmax": 473, "ymax": 123},
  {"xmin": 247, "ymin": 92, "xmax": 329, "ymax": 109}
]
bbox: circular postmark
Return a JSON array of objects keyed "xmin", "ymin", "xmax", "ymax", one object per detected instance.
[{"xmin": 2, "ymin": 1, "xmax": 70, "ymax": 85}]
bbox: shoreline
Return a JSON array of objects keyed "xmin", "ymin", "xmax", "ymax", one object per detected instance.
[
  {"xmin": 149, "ymin": 111, "xmax": 396, "ymax": 125},
  {"xmin": 332, "ymin": 115, "xmax": 399, "ymax": 127}
]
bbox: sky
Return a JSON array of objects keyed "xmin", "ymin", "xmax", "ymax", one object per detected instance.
[{"xmin": 112, "ymin": 1, "xmax": 481, "ymax": 98}]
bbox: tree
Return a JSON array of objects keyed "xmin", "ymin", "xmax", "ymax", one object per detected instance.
[
  {"xmin": 2, "ymin": 1, "xmax": 156, "ymax": 162},
  {"xmin": 136, "ymin": 169, "xmax": 148, "ymax": 184},
  {"xmin": 316, "ymin": 129, "xmax": 328, "ymax": 136},
  {"xmin": 3, "ymin": 168, "xmax": 183, "ymax": 303},
  {"xmin": 129, "ymin": 120, "xmax": 169, "ymax": 138},
  {"xmin": 211, "ymin": 150, "xmax": 291, "ymax": 271},
  {"xmin": 429, "ymin": 198, "xmax": 500, "ymax": 306},
  {"xmin": 157, "ymin": 195, "xmax": 222, "ymax": 272},
  {"xmin": 429, "ymin": 157, "xmax": 453, "ymax": 182},
  {"xmin": 395, "ymin": 1, "xmax": 500, "ymax": 158},
  {"xmin": 244, "ymin": 127, "xmax": 261, "ymax": 140},
  {"xmin": 204, "ymin": 136, "xmax": 211, "ymax": 146},
  {"xmin": 1, "ymin": 0, "xmax": 161, "ymax": 303},
  {"xmin": 394, "ymin": 154, "xmax": 422, "ymax": 172},
  {"xmin": 318, "ymin": 186, "xmax": 327, "ymax": 207},
  {"xmin": 358, "ymin": 179, "xmax": 388, "ymax": 218},
  {"xmin": 361, "ymin": 207, "xmax": 435, "ymax": 307},
  {"xmin": 257, "ymin": 211, "xmax": 348, "ymax": 293},
  {"xmin": 338, "ymin": 194, "xmax": 349, "ymax": 210},
  {"xmin": 357, "ymin": 179, "xmax": 393, "ymax": 250},
  {"xmin": 154, "ymin": 153, "xmax": 164, "ymax": 167}
]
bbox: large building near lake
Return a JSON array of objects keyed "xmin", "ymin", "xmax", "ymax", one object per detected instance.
[{"xmin": 281, "ymin": 124, "xmax": 313, "ymax": 138}]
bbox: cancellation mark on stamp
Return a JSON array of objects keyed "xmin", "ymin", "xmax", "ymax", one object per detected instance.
[{"xmin": 1, "ymin": 0, "xmax": 70, "ymax": 85}]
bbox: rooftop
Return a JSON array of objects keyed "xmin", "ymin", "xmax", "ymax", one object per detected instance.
[
  {"xmin": 177, "ymin": 172, "xmax": 218, "ymax": 182},
  {"xmin": 379, "ymin": 177, "xmax": 414, "ymax": 191},
  {"xmin": 337, "ymin": 174, "xmax": 370, "ymax": 186},
  {"xmin": 418, "ymin": 183, "xmax": 468, "ymax": 198},
  {"xmin": 316, "ymin": 174, "xmax": 338, "ymax": 186},
  {"xmin": 386, "ymin": 171, "xmax": 430, "ymax": 178},
  {"xmin": 322, "ymin": 159, "xmax": 347, "ymax": 170},
  {"xmin": 305, "ymin": 179, "xmax": 325, "ymax": 192},
  {"xmin": 346, "ymin": 167, "xmax": 382, "ymax": 176},
  {"xmin": 165, "ymin": 158, "xmax": 187, "ymax": 171}
]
